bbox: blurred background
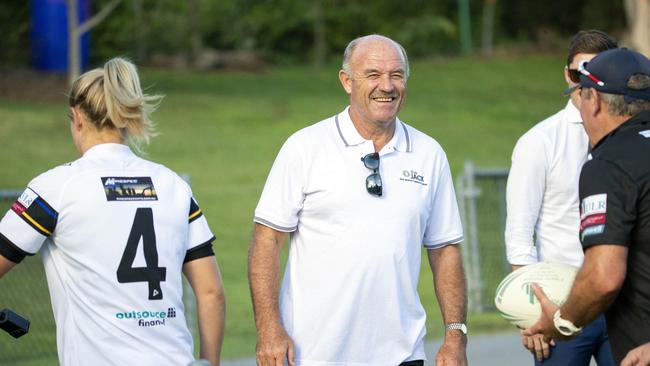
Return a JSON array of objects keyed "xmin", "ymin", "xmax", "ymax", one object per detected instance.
[{"xmin": 0, "ymin": 0, "xmax": 647, "ymax": 365}]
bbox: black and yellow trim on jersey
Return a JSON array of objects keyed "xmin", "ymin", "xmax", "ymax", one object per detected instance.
[
  {"xmin": 188, "ymin": 198, "xmax": 203, "ymax": 223},
  {"xmin": 11, "ymin": 192, "xmax": 58, "ymax": 237}
]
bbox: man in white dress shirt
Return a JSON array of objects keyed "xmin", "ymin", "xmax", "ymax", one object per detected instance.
[{"xmin": 504, "ymin": 30, "xmax": 617, "ymax": 365}]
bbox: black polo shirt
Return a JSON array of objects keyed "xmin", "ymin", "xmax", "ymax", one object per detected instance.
[{"xmin": 579, "ymin": 111, "xmax": 650, "ymax": 363}]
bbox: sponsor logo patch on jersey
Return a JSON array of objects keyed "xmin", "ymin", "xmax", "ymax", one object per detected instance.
[
  {"xmin": 580, "ymin": 213, "xmax": 606, "ymax": 231},
  {"xmin": 580, "ymin": 193, "xmax": 607, "ymax": 241},
  {"xmin": 581, "ymin": 224, "xmax": 605, "ymax": 241},
  {"xmin": 11, "ymin": 188, "xmax": 58, "ymax": 236},
  {"xmin": 399, "ymin": 170, "xmax": 428, "ymax": 186},
  {"xmin": 580, "ymin": 193, "xmax": 607, "ymax": 220},
  {"xmin": 101, "ymin": 177, "xmax": 158, "ymax": 201},
  {"xmin": 114, "ymin": 307, "xmax": 176, "ymax": 327}
]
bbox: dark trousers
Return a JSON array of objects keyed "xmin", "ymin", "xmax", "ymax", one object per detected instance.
[
  {"xmin": 399, "ymin": 361, "xmax": 424, "ymax": 366},
  {"xmin": 535, "ymin": 314, "xmax": 614, "ymax": 366}
]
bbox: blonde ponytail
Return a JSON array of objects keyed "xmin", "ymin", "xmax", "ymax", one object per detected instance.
[{"xmin": 69, "ymin": 57, "xmax": 163, "ymax": 151}]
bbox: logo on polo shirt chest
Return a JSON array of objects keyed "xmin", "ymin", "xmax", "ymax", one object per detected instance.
[{"xmin": 400, "ymin": 170, "xmax": 428, "ymax": 186}]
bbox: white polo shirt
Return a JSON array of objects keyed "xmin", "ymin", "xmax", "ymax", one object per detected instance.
[
  {"xmin": 0, "ymin": 143, "xmax": 215, "ymax": 366},
  {"xmin": 254, "ymin": 107, "xmax": 463, "ymax": 365},
  {"xmin": 505, "ymin": 101, "xmax": 589, "ymax": 267}
]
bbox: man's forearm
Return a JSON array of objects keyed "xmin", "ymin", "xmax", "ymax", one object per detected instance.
[
  {"xmin": 428, "ymin": 245, "xmax": 468, "ymax": 326},
  {"xmin": 248, "ymin": 224, "xmax": 285, "ymax": 330},
  {"xmin": 561, "ymin": 245, "xmax": 627, "ymax": 327}
]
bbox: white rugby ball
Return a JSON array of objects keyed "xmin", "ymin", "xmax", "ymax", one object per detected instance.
[{"xmin": 494, "ymin": 262, "xmax": 579, "ymax": 329}]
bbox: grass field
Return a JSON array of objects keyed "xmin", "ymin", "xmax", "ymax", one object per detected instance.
[{"xmin": 0, "ymin": 53, "xmax": 567, "ymax": 361}]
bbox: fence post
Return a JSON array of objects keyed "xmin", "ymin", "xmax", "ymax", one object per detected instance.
[{"xmin": 458, "ymin": 161, "xmax": 484, "ymax": 313}]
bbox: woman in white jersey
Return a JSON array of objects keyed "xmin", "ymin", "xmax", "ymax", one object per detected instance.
[{"xmin": 0, "ymin": 58, "xmax": 225, "ymax": 366}]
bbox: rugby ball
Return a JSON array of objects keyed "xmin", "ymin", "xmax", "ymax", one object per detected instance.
[{"xmin": 494, "ymin": 262, "xmax": 579, "ymax": 329}]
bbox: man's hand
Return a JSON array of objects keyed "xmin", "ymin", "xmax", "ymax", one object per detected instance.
[
  {"xmin": 621, "ymin": 342, "xmax": 650, "ymax": 366},
  {"xmin": 256, "ymin": 324, "xmax": 295, "ymax": 366},
  {"xmin": 523, "ymin": 284, "xmax": 564, "ymax": 341},
  {"xmin": 521, "ymin": 331, "xmax": 555, "ymax": 361},
  {"xmin": 435, "ymin": 332, "xmax": 467, "ymax": 366}
]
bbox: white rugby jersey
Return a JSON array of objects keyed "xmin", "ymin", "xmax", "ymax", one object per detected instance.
[
  {"xmin": 254, "ymin": 108, "xmax": 463, "ymax": 365},
  {"xmin": 0, "ymin": 143, "xmax": 215, "ymax": 366}
]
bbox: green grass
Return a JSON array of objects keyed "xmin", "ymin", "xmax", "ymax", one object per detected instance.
[{"xmin": 0, "ymin": 53, "xmax": 567, "ymax": 361}]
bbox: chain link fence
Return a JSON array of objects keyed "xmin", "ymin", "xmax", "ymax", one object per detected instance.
[
  {"xmin": 456, "ymin": 161, "xmax": 511, "ymax": 313},
  {"xmin": 0, "ymin": 176, "xmax": 199, "ymax": 365}
]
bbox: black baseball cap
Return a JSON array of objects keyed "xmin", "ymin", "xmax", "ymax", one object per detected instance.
[{"xmin": 578, "ymin": 48, "xmax": 650, "ymax": 102}]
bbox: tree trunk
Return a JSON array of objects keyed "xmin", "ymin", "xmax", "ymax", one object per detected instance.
[
  {"xmin": 188, "ymin": 0, "xmax": 203, "ymax": 67},
  {"xmin": 67, "ymin": 0, "xmax": 122, "ymax": 86},
  {"xmin": 624, "ymin": 0, "xmax": 650, "ymax": 57},
  {"xmin": 133, "ymin": 0, "xmax": 146, "ymax": 63},
  {"xmin": 313, "ymin": 0, "xmax": 326, "ymax": 68},
  {"xmin": 458, "ymin": 0, "xmax": 472, "ymax": 55},
  {"xmin": 67, "ymin": 0, "xmax": 80, "ymax": 86},
  {"xmin": 481, "ymin": 0, "xmax": 496, "ymax": 57}
]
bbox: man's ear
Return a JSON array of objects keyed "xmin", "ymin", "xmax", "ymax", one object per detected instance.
[
  {"xmin": 339, "ymin": 70, "xmax": 353, "ymax": 95},
  {"xmin": 563, "ymin": 66, "xmax": 572, "ymax": 85},
  {"xmin": 591, "ymin": 89, "xmax": 602, "ymax": 116}
]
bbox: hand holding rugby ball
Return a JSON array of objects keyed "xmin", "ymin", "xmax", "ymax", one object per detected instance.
[{"xmin": 494, "ymin": 262, "xmax": 579, "ymax": 328}]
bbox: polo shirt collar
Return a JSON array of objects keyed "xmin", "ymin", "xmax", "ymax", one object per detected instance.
[
  {"xmin": 83, "ymin": 143, "xmax": 134, "ymax": 158},
  {"xmin": 334, "ymin": 107, "xmax": 412, "ymax": 153},
  {"xmin": 564, "ymin": 100, "xmax": 582, "ymax": 124}
]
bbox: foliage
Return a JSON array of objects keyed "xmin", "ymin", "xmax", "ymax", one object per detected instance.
[
  {"xmin": 0, "ymin": 2, "xmax": 30, "ymax": 67},
  {"xmin": 0, "ymin": 0, "xmax": 632, "ymax": 67}
]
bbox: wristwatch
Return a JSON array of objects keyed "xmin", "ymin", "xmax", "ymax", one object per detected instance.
[
  {"xmin": 445, "ymin": 322, "xmax": 467, "ymax": 335},
  {"xmin": 553, "ymin": 310, "xmax": 582, "ymax": 336}
]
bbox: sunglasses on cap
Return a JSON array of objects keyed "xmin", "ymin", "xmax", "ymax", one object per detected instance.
[
  {"xmin": 568, "ymin": 60, "xmax": 606, "ymax": 85},
  {"xmin": 361, "ymin": 152, "xmax": 382, "ymax": 197},
  {"xmin": 565, "ymin": 60, "xmax": 605, "ymax": 94}
]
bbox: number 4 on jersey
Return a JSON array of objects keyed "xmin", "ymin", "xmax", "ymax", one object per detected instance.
[{"xmin": 117, "ymin": 208, "xmax": 167, "ymax": 300}]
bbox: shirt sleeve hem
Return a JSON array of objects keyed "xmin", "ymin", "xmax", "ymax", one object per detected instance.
[
  {"xmin": 0, "ymin": 232, "xmax": 34, "ymax": 264},
  {"xmin": 253, "ymin": 216, "xmax": 297, "ymax": 233},
  {"xmin": 424, "ymin": 234, "xmax": 464, "ymax": 249},
  {"xmin": 183, "ymin": 236, "xmax": 216, "ymax": 263}
]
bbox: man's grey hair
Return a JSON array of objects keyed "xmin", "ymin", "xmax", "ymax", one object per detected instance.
[
  {"xmin": 599, "ymin": 74, "xmax": 650, "ymax": 116},
  {"xmin": 341, "ymin": 35, "xmax": 410, "ymax": 78}
]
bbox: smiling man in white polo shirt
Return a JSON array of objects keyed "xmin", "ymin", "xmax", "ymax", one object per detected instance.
[{"xmin": 248, "ymin": 34, "xmax": 467, "ymax": 366}]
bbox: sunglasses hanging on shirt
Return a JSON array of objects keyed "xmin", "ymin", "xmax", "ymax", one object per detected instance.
[{"xmin": 361, "ymin": 152, "xmax": 382, "ymax": 197}]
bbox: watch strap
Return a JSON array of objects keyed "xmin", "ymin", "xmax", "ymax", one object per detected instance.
[
  {"xmin": 445, "ymin": 322, "xmax": 467, "ymax": 335},
  {"xmin": 553, "ymin": 309, "xmax": 582, "ymax": 336}
]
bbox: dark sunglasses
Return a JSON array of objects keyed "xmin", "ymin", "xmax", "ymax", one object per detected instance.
[
  {"xmin": 361, "ymin": 152, "xmax": 382, "ymax": 197},
  {"xmin": 567, "ymin": 68, "xmax": 581, "ymax": 83}
]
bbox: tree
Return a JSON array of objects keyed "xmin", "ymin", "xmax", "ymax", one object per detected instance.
[
  {"xmin": 67, "ymin": 0, "xmax": 122, "ymax": 85},
  {"xmin": 624, "ymin": 0, "xmax": 650, "ymax": 57}
]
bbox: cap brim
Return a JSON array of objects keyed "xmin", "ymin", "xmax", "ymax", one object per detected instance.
[{"xmin": 563, "ymin": 84, "xmax": 580, "ymax": 96}]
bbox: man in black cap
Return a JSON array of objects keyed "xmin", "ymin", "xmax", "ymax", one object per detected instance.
[{"xmin": 524, "ymin": 47, "xmax": 650, "ymax": 365}]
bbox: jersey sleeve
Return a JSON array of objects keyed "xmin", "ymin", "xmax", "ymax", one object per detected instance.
[
  {"xmin": 184, "ymin": 196, "xmax": 215, "ymax": 263},
  {"xmin": 0, "ymin": 183, "xmax": 60, "ymax": 263},
  {"xmin": 579, "ymin": 158, "xmax": 636, "ymax": 248},
  {"xmin": 504, "ymin": 133, "xmax": 549, "ymax": 265},
  {"xmin": 253, "ymin": 135, "xmax": 306, "ymax": 232},
  {"xmin": 422, "ymin": 151, "xmax": 464, "ymax": 248}
]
